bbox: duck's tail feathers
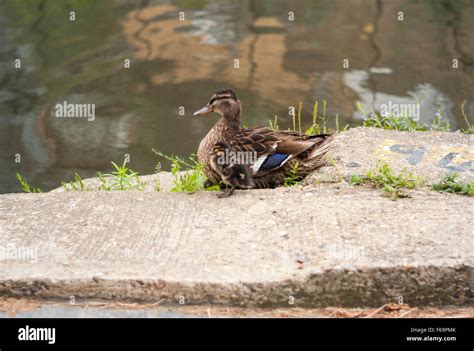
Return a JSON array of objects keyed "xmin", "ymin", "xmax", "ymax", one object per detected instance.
[{"xmin": 301, "ymin": 132, "xmax": 336, "ymax": 171}]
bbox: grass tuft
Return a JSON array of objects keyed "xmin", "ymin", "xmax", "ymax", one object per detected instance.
[
  {"xmin": 98, "ymin": 160, "xmax": 145, "ymax": 191},
  {"xmin": 362, "ymin": 113, "xmax": 428, "ymax": 131},
  {"xmin": 61, "ymin": 173, "xmax": 92, "ymax": 191},
  {"xmin": 349, "ymin": 161, "xmax": 422, "ymax": 199},
  {"xmin": 460, "ymin": 100, "xmax": 474, "ymax": 134},
  {"xmin": 433, "ymin": 173, "xmax": 473, "ymax": 196},
  {"xmin": 16, "ymin": 173, "xmax": 42, "ymax": 193},
  {"xmin": 268, "ymin": 114, "xmax": 279, "ymax": 131},
  {"xmin": 153, "ymin": 149, "xmax": 219, "ymax": 192},
  {"xmin": 283, "ymin": 161, "xmax": 303, "ymax": 187},
  {"xmin": 268, "ymin": 99, "xmax": 474, "ymax": 134}
]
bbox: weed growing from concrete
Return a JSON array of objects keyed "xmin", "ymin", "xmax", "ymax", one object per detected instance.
[
  {"xmin": 153, "ymin": 149, "xmax": 219, "ymax": 192},
  {"xmin": 16, "ymin": 173, "xmax": 42, "ymax": 193},
  {"xmin": 268, "ymin": 99, "xmax": 472, "ymax": 134},
  {"xmin": 350, "ymin": 161, "xmax": 422, "ymax": 199},
  {"xmin": 283, "ymin": 161, "xmax": 302, "ymax": 187},
  {"xmin": 98, "ymin": 160, "xmax": 145, "ymax": 191},
  {"xmin": 61, "ymin": 173, "xmax": 92, "ymax": 191},
  {"xmin": 433, "ymin": 173, "xmax": 473, "ymax": 196},
  {"xmin": 460, "ymin": 100, "xmax": 473, "ymax": 134}
]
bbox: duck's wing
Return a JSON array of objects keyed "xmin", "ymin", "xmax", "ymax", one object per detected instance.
[{"xmin": 229, "ymin": 127, "xmax": 327, "ymax": 176}]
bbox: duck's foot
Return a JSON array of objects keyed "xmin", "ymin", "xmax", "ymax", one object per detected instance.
[{"xmin": 217, "ymin": 186, "xmax": 235, "ymax": 198}]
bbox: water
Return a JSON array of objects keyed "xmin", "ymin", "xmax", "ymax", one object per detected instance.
[{"xmin": 0, "ymin": 0, "xmax": 473, "ymax": 193}]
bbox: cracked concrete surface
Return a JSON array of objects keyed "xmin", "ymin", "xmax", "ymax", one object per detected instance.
[
  {"xmin": 1, "ymin": 128, "xmax": 473, "ymax": 307},
  {"xmin": 0, "ymin": 186, "xmax": 472, "ymax": 307}
]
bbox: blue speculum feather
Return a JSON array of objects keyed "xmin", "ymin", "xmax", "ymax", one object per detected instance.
[{"xmin": 260, "ymin": 153, "xmax": 290, "ymax": 171}]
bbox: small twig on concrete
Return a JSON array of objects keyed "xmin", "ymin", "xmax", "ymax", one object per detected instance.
[
  {"xmin": 364, "ymin": 304, "xmax": 388, "ymax": 318},
  {"xmin": 116, "ymin": 302, "xmax": 138, "ymax": 307},
  {"xmin": 400, "ymin": 308, "xmax": 418, "ymax": 318},
  {"xmin": 327, "ymin": 310, "xmax": 337, "ymax": 318}
]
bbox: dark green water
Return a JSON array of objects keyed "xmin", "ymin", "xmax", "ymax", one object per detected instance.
[{"xmin": 0, "ymin": 0, "xmax": 473, "ymax": 193}]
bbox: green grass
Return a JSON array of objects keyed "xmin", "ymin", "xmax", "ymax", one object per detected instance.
[
  {"xmin": 152, "ymin": 149, "xmax": 220, "ymax": 192},
  {"xmin": 362, "ymin": 114, "xmax": 429, "ymax": 131},
  {"xmin": 17, "ymin": 154, "xmax": 216, "ymax": 193},
  {"xmin": 268, "ymin": 114, "xmax": 279, "ymax": 131},
  {"xmin": 60, "ymin": 160, "xmax": 146, "ymax": 191},
  {"xmin": 356, "ymin": 102, "xmax": 452, "ymax": 132},
  {"xmin": 153, "ymin": 180, "xmax": 161, "ymax": 192},
  {"xmin": 97, "ymin": 160, "xmax": 145, "ymax": 191},
  {"xmin": 16, "ymin": 173, "xmax": 42, "ymax": 193},
  {"xmin": 61, "ymin": 173, "xmax": 92, "ymax": 191},
  {"xmin": 283, "ymin": 161, "xmax": 302, "ymax": 187},
  {"xmin": 461, "ymin": 100, "xmax": 474, "ymax": 134},
  {"xmin": 270, "ymin": 98, "xmax": 350, "ymax": 134},
  {"xmin": 433, "ymin": 173, "xmax": 473, "ymax": 196},
  {"xmin": 305, "ymin": 99, "xmax": 330, "ymax": 135},
  {"xmin": 268, "ymin": 99, "xmax": 474, "ymax": 134},
  {"xmin": 349, "ymin": 161, "xmax": 423, "ymax": 199}
]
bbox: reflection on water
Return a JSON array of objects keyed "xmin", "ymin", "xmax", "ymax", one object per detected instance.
[{"xmin": 0, "ymin": 0, "xmax": 473, "ymax": 193}]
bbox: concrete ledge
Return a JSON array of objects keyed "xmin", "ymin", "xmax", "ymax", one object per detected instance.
[
  {"xmin": 307, "ymin": 127, "xmax": 473, "ymax": 185},
  {"xmin": 49, "ymin": 128, "xmax": 473, "ymax": 193},
  {"xmin": 1, "ymin": 187, "xmax": 473, "ymax": 307}
]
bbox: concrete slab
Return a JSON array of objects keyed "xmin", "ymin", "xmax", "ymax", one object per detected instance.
[
  {"xmin": 306, "ymin": 127, "xmax": 473, "ymax": 185},
  {"xmin": 0, "ymin": 186, "xmax": 473, "ymax": 307},
  {"xmin": 49, "ymin": 128, "xmax": 473, "ymax": 193}
]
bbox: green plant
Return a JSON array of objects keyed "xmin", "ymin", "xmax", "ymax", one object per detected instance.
[
  {"xmin": 430, "ymin": 115, "xmax": 451, "ymax": 132},
  {"xmin": 268, "ymin": 114, "xmax": 279, "ymax": 131},
  {"xmin": 152, "ymin": 149, "xmax": 219, "ymax": 192},
  {"xmin": 349, "ymin": 161, "xmax": 422, "ymax": 199},
  {"xmin": 297, "ymin": 102, "xmax": 302, "ymax": 132},
  {"xmin": 328, "ymin": 157, "xmax": 344, "ymax": 183},
  {"xmin": 362, "ymin": 113, "xmax": 428, "ymax": 131},
  {"xmin": 61, "ymin": 173, "xmax": 92, "ymax": 191},
  {"xmin": 460, "ymin": 100, "xmax": 473, "ymax": 134},
  {"xmin": 269, "ymin": 99, "xmax": 470, "ymax": 135},
  {"xmin": 284, "ymin": 161, "xmax": 302, "ymax": 187},
  {"xmin": 306, "ymin": 99, "xmax": 332, "ymax": 135},
  {"xmin": 98, "ymin": 160, "xmax": 145, "ymax": 191},
  {"xmin": 349, "ymin": 174, "xmax": 365, "ymax": 185},
  {"xmin": 270, "ymin": 99, "xmax": 346, "ymax": 135},
  {"xmin": 357, "ymin": 102, "xmax": 455, "ymax": 132},
  {"xmin": 334, "ymin": 114, "xmax": 350, "ymax": 132},
  {"xmin": 268, "ymin": 99, "xmax": 351, "ymax": 135},
  {"xmin": 170, "ymin": 161, "xmax": 206, "ymax": 192},
  {"xmin": 433, "ymin": 173, "xmax": 473, "ymax": 196},
  {"xmin": 16, "ymin": 173, "xmax": 42, "ymax": 193}
]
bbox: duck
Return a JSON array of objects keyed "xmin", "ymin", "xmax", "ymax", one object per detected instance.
[
  {"xmin": 194, "ymin": 88, "xmax": 335, "ymax": 196},
  {"xmin": 210, "ymin": 141, "xmax": 255, "ymax": 198}
]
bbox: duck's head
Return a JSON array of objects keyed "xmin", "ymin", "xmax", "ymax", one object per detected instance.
[{"xmin": 193, "ymin": 89, "xmax": 241, "ymax": 119}]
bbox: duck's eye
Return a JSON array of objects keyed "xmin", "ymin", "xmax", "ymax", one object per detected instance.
[{"xmin": 221, "ymin": 101, "xmax": 230, "ymax": 107}]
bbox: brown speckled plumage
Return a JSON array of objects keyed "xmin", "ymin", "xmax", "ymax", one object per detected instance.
[{"xmin": 194, "ymin": 89, "xmax": 335, "ymax": 194}]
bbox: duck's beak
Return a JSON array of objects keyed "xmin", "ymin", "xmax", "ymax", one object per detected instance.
[{"xmin": 193, "ymin": 104, "xmax": 212, "ymax": 116}]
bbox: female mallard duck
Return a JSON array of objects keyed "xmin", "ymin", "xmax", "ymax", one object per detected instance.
[{"xmin": 194, "ymin": 89, "xmax": 335, "ymax": 197}]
